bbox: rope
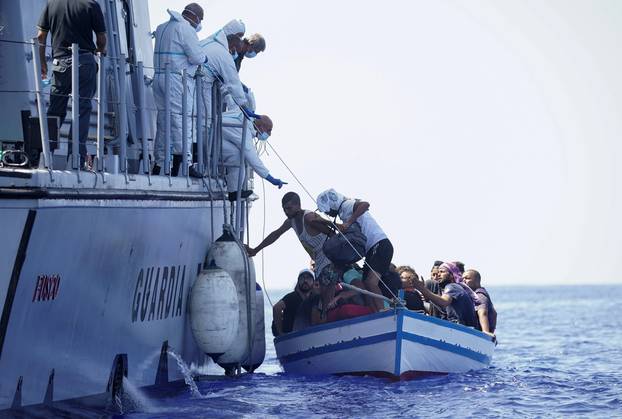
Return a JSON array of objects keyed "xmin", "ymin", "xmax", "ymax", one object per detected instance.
[
  {"xmin": 260, "ymin": 177, "xmax": 274, "ymax": 307},
  {"xmin": 265, "ymin": 141, "xmax": 405, "ymax": 308}
]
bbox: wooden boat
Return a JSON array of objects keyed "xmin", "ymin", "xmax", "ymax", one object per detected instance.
[{"xmin": 274, "ymin": 307, "xmax": 495, "ymax": 380}]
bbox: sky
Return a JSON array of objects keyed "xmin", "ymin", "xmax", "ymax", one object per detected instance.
[{"xmin": 148, "ymin": 0, "xmax": 622, "ymax": 290}]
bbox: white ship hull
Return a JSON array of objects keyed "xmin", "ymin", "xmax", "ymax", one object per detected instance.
[{"xmin": 0, "ymin": 169, "xmax": 230, "ymax": 410}]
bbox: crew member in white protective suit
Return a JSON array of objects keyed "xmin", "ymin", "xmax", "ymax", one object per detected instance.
[
  {"xmin": 152, "ymin": 4, "xmax": 206, "ymax": 176},
  {"xmin": 221, "ymin": 87, "xmax": 286, "ymax": 201},
  {"xmin": 198, "ymin": 20, "xmax": 248, "ymax": 134}
]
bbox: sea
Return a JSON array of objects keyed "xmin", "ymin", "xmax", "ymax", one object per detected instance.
[{"xmin": 89, "ymin": 285, "xmax": 622, "ymax": 417}]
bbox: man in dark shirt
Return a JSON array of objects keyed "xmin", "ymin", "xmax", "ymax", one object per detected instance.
[
  {"xmin": 464, "ymin": 269, "xmax": 497, "ymax": 334},
  {"xmin": 424, "ymin": 260, "xmax": 444, "ymax": 318},
  {"xmin": 412, "ymin": 264, "xmax": 478, "ymax": 328},
  {"xmin": 272, "ymin": 269, "xmax": 314, "ymax": 337},
  {"xmin": 36, "ymin": 0, "xmax": 106, "ymax": 166}
]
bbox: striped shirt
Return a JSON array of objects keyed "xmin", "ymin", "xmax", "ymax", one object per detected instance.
[{"xmin": 293, "ymin": 211, "xmax": 330, "ymax": 275}]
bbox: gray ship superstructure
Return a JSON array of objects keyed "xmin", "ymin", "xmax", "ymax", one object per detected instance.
[{"xmin": 0, "ymin": 0, "xmax": 262, "ymax": 412}]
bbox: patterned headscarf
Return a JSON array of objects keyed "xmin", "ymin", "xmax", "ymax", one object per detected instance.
[
  {"xmin": 440, "ymin": 262, "xmax": 463, "ymax": 283},
  {"xmin": 316, "ymin": 188, "xmax": 347, "ymax": 214}
]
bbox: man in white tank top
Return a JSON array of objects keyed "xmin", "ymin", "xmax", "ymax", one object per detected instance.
[{"xmin": 246, "ymin": 192, "xmax": 339, "ymax": 316}]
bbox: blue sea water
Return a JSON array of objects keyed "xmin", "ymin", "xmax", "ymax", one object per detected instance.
[{"xmin": 119, "ymin": 285, "xmax": 622, "ymax": 418}]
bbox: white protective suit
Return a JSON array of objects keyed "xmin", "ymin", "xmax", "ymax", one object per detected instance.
[
  {"xmin": 153, "ymin": 9, "xmax": 206, "ymax": 166},
  {"xmin": 198, "ymin": 21, "xmax": 248, "ymax": 130},
  {"xmin": 221, "ymin": 89, "xmax": 270, "ymax": 192}
]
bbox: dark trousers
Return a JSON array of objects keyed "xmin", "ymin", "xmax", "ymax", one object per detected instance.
[{"xmin": 47, "ymin": 53, "xmax": 97, "ymax": 161}]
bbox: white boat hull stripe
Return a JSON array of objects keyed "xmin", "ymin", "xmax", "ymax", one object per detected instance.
[
  {"xmin": 402, "ymin": 332, "xmax": 491, "ymax": 364},
  {"xmin": 280, "ymin": 330, "xmax": 490, "ymax": 366}
]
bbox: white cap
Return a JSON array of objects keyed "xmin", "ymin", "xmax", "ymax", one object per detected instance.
[
  {"xmin": 223, "ymin": 19, "xmax": 245, "ymax": 36},
  {"xmin": 317, "ymin": 188, "xmax": 346, "ymax": 213},
  {"xmin": 297, "ymin": 269, "xmax": 315, "ymax": 280}
]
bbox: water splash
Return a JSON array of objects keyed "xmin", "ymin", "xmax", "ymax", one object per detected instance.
[
  {"xmin": 168, "ymin": 349, "xmax": 206, "ymax": 398},
  {"xmin": 121, "ymin": 377, "xmax": 157, "ymax": 413}
]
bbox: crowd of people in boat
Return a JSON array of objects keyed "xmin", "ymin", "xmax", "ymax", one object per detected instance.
[{"xmin": 246, "ymin": 191, "xmax": 497, "ymax": 339}]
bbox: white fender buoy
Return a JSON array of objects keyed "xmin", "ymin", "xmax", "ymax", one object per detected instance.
[
  {"xmin": 243, "ymin": 283, "xmax": 266, "ymax": 372},
  {"xmin": 206, "ymin": 227, "xmax": 256, "ymax": 368},
  {"xmin": 189, "ymin": 265, "xmax": 239, "ymax": 357}
]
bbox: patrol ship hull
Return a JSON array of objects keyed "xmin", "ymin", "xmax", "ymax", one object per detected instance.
[{"xmin": 0, "ymin": 169, "xmax": 228, "ymax": 410}]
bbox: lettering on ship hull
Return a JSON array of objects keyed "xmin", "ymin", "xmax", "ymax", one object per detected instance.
[
  {"xmin": 131, "ymin": 265, "xmax": 187, "ymax": 323},
  {"xmin": 32, "ymin": 274, "xmax": 61, "ymax": 302}
]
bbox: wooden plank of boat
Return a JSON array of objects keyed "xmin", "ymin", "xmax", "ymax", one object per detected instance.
[{"xmin": 274, "ymin": 307, "xmax": 495, "ymax": 380}]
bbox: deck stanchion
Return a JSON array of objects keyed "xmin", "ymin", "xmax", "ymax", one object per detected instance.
[
  {"xmin": 195, "ymin": 68, "xmax": 204, "ymax": 175},
  {"xmin": 136, "ymin": 62, "xmax": 150, "ymax": 174},
  {"xmin": 118, "ymin": 54, "xmax": 128, "ymax": 174},
  {"xmin": 71, "ymin": 43, "xmax": 80, "ymax": 171},
  {"xmin": 207, "ymin": 81, "xmax": 218, "ymax": 176},
  {"xmin": 30, "ymin": 38, "xmax": 52, "ymax": 171},
  {"xmin": 164, "ymin": 63, "xmax": 171, "ymax": 175},
  {"xmin": 181, "ymin": 69, "xmax": 188, "ymax": 177},
  {"xmin": 234, "ymin": 119, "xmax": 247, "ymax": 237},
  {"xmin": 96, "ymin": 53, "xmax": 105, "ymax": 172}
]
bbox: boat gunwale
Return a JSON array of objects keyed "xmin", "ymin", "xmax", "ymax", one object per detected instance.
[{"xmin": 274, "ymin": 308, "xmax": 494, "ymax": 345}]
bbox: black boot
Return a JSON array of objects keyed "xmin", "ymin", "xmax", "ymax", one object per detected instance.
[
  {"xmin": 228, "ymin": 190, "xmax": 254, "ymax": 202},
  {"xmin": 172, "ymin": 155, "xmax": 182, "ymax": 176},
  {"xmin": 152, "ymin": 164, "xmax": 161, "ymax": 175}
]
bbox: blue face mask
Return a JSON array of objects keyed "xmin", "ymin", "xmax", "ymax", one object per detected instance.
[
  {"xmin": 258, "ymin": 131, "xmax": 270, "ymax": 141},
  {"xmin": 195, "ymin": 23, "xmax": 202, "ymax": 33},
  {"xmin": 245, "ymin": 50, "xmax": 257, "ymax": 58}
]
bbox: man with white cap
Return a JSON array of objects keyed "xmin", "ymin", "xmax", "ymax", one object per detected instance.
[
  {"xmin": 317, "ymin": 188, "xmax": 394, "ymax": 311},
  {"xmin": 152, "ymin": 3, "xmax": 207, "ymax": 176},
  {"xmin": 272, "ymin": 269, "xmax": 315, "ymax": 337}
]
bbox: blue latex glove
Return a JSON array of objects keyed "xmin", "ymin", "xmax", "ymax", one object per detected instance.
[
  {"xmin": 242, "ymin": 106, "xmax": 261, "ymax": 119},
  {"xmin": 266, "ymin": 174, "xmax": 287, "ymax": 189}
]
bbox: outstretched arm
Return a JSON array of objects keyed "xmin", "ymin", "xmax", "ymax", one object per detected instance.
[
  {"xmin": 412, "ymin": 279, "xmax": 452, "ymax": 308},
  {"xmin": 246, "ymin": 219, "xmax": 291, "ymax": 257}
]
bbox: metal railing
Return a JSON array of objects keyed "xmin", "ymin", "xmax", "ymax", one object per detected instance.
[
  {"xmin": 22, "ymin": 39, "xmax": 254, "ymax": 184},
  {"xmin": 5, "ymin": 37, "xmax": 255, "ymax": 237}
]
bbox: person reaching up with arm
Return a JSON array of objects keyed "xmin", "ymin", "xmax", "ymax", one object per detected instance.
[
  {"xmin": 246, "ymin": 192, "xmax": 339, "ymax": 317},
  {"xmin": 317, "ymin": 189, "xmax": 394, "ymax": 312}
]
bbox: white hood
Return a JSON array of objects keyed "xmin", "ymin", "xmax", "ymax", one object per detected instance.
[
  {"xmin": 317, "ymin": 188, "xmax": 347, "ymax": 213},
  {"xmin": 166, "ymin": 9, "xmax": 183, "ymax": 22}
]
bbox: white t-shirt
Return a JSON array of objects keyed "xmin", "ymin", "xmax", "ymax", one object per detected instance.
[{"xmin": 338, "ymin": 199, "xmax": 387, "ymax": 253}]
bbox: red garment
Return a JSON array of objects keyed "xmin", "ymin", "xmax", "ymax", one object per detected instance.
[{"xmin": 327, "ymin": 304, "xmax": 373, "ymax": 322}]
